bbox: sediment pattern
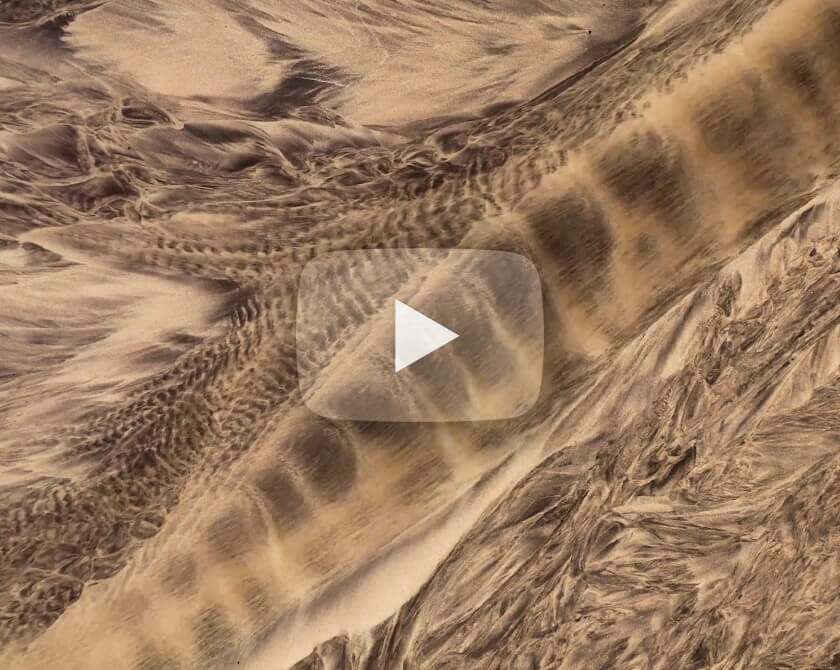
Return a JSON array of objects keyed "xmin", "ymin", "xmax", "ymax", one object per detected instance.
[{"xmin": 1, "ymin": 0, "xmax": 838, "ymax": 668}]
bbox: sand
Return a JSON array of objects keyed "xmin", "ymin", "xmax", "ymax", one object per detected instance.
[{"xmin": 1, "ymin": 0, "xmax": 839, "ymax": 668}]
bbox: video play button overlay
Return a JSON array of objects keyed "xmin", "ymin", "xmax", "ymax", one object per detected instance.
[
  {"xmin": 394, "ymin": 300, "xmax": 459, "ymax": 372},
  {"xmin": 296, "ymin": 248, "xmax": 543, "ymax": 422}
]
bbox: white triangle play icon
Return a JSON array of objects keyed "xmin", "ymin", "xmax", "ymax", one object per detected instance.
[{"xmin": 394, "ymin": 299, "xmax": 459, "ymax": 372}]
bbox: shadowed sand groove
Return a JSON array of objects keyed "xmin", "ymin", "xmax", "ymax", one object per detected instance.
[{"xmin": 0, "ymin": 0, "xmax": 839, "ymax": 668}]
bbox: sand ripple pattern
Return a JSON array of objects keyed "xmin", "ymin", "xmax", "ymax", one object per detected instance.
[{"xmin": 0, "ymin": 0, "xmax": 839, "ymax": 668}]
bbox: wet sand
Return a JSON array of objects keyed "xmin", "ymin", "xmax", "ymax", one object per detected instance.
[{"xmin": 1, "ymin": 0, "xmax": 839, "ymax": 668}]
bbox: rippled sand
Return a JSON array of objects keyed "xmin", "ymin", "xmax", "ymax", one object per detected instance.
[{"xmin": 1, "ymin": 0, "xmax": 839, "ymax": 668}]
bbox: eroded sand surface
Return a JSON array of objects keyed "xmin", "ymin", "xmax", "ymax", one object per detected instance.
[{"xmin": 1, "ymin": 0, "xmax": 839, "ymax": 668}]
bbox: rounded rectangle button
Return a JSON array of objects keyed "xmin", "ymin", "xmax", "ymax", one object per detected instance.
[{"xmin": 296, "ymin": 248, "xmax": 543, "ymax": 422}]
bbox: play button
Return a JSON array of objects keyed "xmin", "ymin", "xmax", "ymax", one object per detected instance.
[
  {"xmin": 296, "ymin": 248, "xmax": 543, "ymax": 422},
  {"xmin": 394, "ymin": 300, "xmax": 459, "ymax": 372}
]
